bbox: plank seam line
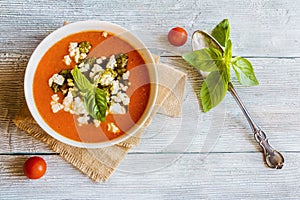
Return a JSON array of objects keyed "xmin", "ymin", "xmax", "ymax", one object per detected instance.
[{"xmin": 0, "ymin": 151, "xmax": 298, "ymax": 156}]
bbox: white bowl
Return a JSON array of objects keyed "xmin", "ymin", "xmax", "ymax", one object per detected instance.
[{"xmin": 24, "ymin": 21, "xmax": 158, "ymax": 148}]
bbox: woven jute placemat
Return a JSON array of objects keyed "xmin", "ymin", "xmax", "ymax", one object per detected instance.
[{"xmin": 14, "ymin": 57, "xmax": 186, "ymax": 182}]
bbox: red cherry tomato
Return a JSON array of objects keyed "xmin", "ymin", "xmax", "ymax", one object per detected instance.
[
  {"xmin": 23, "ymin": 156, "xmax": 47, "ymax": 179},
  {"xmin": 168, "ymin": 27, "xmax": 188, "ymax": 46}
]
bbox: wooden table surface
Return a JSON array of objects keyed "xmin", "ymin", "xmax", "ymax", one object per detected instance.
[{"xmin": 1, "ymin": 0, "xmax": 300, "ymax": 199}]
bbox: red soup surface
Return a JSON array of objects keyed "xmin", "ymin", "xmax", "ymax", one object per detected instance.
[{"xmin": 33, "ymin": 31, "xmax": 151, "ymax": 143}]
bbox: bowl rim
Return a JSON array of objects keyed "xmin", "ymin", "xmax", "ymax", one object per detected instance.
[{"xmin": 24, "ymin": 20, "xmax": 158, "ymax": 148}]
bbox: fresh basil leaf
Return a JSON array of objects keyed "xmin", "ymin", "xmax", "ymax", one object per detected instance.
[
  {"xmin": 211, "ymin": 19, "xmax": 230, "ymax": 47},
  {"xmin": 71, "ymin": 66, "xmax": 93, "ymax": 92},
  {"xmin": 224, "ymin": 39, "xmax": 232, "ymax": 64},
  {"xmin": 200, "ymin": 71, "xmax": 228, "ymax": 112},
  {"xmin": 223, "ymin": 39, "xmax": 232, "ymax": 83},
  {"xmin": 219, "ymin": 62, "xmax": 230, "ymax": 85},
  {"xmin": 231, "ymin": 57, "xmax": 259, "ymax": 86},
  {"xmin": 182, "ymin": 48, "xmax": 223, "ymax": 72},
  {"xmin": 84, "ymin": 88, "xmax": 108, "ymax": 122}
]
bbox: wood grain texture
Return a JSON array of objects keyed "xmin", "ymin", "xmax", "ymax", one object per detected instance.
[
  {"xmin": 0, "ymin": 153, "xmax": 299, "ymax": 199},
  {"xmin": 0, "ymin": 0, "xmax": 300, "ymax": 57},
  {"xmin": 1, "ymin": 0, "xmax": 300, "ymax": 199}
]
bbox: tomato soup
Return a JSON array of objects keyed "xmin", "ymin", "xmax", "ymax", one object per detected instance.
[{"xmin": 33, "ymin": 31, "xmax": 150, "ymax": 143}]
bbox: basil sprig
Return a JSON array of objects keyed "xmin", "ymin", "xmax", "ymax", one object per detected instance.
[
  {"xmin": 211, "ymin": 19, "xmax": 230, "ymax": 47},
  {"xmin": 183, "ymin": 19, "xmax": 259, "ymax": 112},
  {"xmin": 71, "ymin": 66, "xmax": 108, "ymax": 122}
]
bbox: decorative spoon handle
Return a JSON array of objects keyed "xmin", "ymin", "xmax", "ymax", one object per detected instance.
[
  {"xmin": 192, "ymin": 30, "xmax": 284, "ymax": 168},
  {"xmin": 228, "ymin": 82, "xmax": 284, "ymax": 169}
]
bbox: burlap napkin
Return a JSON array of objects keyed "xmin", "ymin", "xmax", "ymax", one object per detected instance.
[{"xmin": 14, "ymin": 57, "xmax": 187, "ymax": 182}]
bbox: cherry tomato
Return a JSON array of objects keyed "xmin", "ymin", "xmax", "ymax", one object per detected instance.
[
  {"xmin": 168, "ymin": 27, "xmax": 188, "ymax": 46},
  {"xmin": 23, "ymin": 156, "xmax": 47, "ymax": 179}
]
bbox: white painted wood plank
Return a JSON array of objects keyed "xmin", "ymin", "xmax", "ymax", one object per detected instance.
[
  {"xmin": 0, "ymin": 53, "xmax": 52, "ymax": 153},
  {"xmin": 0, "ymin": 0, "xmax": 300, "ymax": 57},
  {"xmin": 0, "ymin": 54, "xmax": 299, "ymax": 153},
  {"xmin": 160, "ymin": 57, "xmax": 300, "ymax": 153},
  {"xmin": 0, "ymin": 0, "xmax": 300, "ymax": 199},
  {"xmin": 0, "ymin": 153, "xmax": 299, "ymax": 199}
]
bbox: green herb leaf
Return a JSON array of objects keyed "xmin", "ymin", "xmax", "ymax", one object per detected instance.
[
  {"xmin": 71, "ymin": 66, "xmax": 108, "ymax": 121},
  {"xmin": 182, "ymin": 19, "xmax": 259, "ymax": 113},
  {"xmin": 211, "ymin": 19, "xmax": 230, "ymax": 47},
  {"xmin": 200, "ymin": 71, "xmax": 228, "ymax": 112},
  {"xmin": 231, "ymin": 57, "xmax": 259, "ymax": 86},
  {"xmin": 223, "ymin": 39, "xmax": 232, "ymax": 83},
  {"xmin": 182, "ymin": 48, "xmax": 223, "ymax": 72},
  {"xmin": 84, "ymin": 88, "xmax": 108, "ymax": 122},
  {"xmin": 71, "ymin": 66, "xmax": 93, "ymax": 92},
  {"xmin": 224, "ymin": 39, "xmax": 232, "ymax": 65}
]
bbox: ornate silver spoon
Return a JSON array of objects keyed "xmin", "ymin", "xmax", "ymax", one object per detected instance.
[{"xmin": 192, "ymin": 30, "xmax": 284, "ymax": 169}]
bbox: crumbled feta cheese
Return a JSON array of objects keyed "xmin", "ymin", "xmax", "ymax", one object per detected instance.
[
  {"xmin": 62, "ymin": 91, "xmax": 74, "ymax": 112},
  {"xmin": 111, "ymin": 95, "xmax": 121, "ymax": 103},
  {"xmin": 79, "ymin": 63, "xmax": 90, "ymax": 72},
  {"xmin": 96, "ymin": 58, "xmax": 102, "ymax": 64},
  {"xmin": 49, "ymin": 48, "xmax": 132, "ymax": 128},
  {"xmin": 84, "ymin": 64, "xmax": 90, "ymax": 70},
  {"xmin": 111, "ymin": 80, "xmax": 119, "ymax": 95},
  {"xmin": 120, "ymin": 84, "xmax": 128, "ymax": 92},
  {"xmin": 54, "ymin": 74, "xmax": 65, "ymax": 85},
  {"xmin": 102, "ymin": 31, "xmax": 108, "ymax": 38},
  {"xmin": 119, "ymin": 93, "xmax": 130, "ymax": 105},
  {"xmin": 50, "ymin": 94, "xmax": 64, "ymax": 113},
  {"xmin": 48, "ymin": 78, "xmax": 54, "ymax": 87},
  {"xmin": 63, "ymin": 55, "xmax": 72, "ymax": 66},
  {"xmin": 74, "ymin": 54, "xmax": 80, "ymax": 63},
  {"xmin": 89, "ymin": 64, "xmax": 104, "ymax": 79},
  {"xmin": 106, "ymin": 55, "xmax": 116, "ymax": 69},
  {"xmin": 51, "ymin": 94, "xmax": 59, "ymax": 102},
  {"xmin": 69, "ymin": 47, "xmax": 80, "ymax": 58},
  {"xmin": 50, "ymin": 101, "xmax": 64, "ymax": 113},
  {"xmin": 122, "ymin": 71, "xmax": 130, "ymax": 80},
  {"xmin": 75, "ymin": 47, "xmax": 80, "ymax": 55},
  {"xmin": 69, "ymin": 42, "xmax": 78, "ymax": 50},
  {"xmin": 69, "ymin": 50, "xmax": 76, "ymax": 57},
  {"xmin": 99, "ymin": 74, "xmax": 114, "ymax": 85},
  {"xmin": 72, "ymin": 97, "xmax": 88, "ymax": 115},
  {"xmin": 89, "ymin": 71, "xmax": 94, "ymax": 79},
  {"xmin": 111, "ymin": 123, "xmax": 120, "ymax": 133},
  {"xmin": 80, "ymin": 53, "xmax": 87, "ymax": 60},
  {"xmin": 71, "ymin": 45, "xmax": 82, "ymax": 63},
  {"xmin": 107, "ymin": 122, "xmax": 120, "ymax": 133},
  {"xmin": 78, "ymin": 62, "xmax": 84, "ymax": 68},
  {"xmin": 93, "ymin": 73, "xmax": 100, "ymax": 82},
  {"xmin": 119, "ymin": 83, "xmax": 128, "ymax": 92},
  {"xmin": 93, "ymin": 119, "xmax": 100, "ymax": 127},
  {"xmin": 98, "ymin": 70, "xmax": 115, "ymax": 86},
  {"xmin": 92, "ymin": 64, "xmax": 102, "ymax": 73},
  {"xmin": 79, "ymin": 67, "xmax": 88, "ymax": 73},
  {"xmin": 49, "ymin": 74, "xmax": 65, "ymax": 86},
  {"xmin": 77, "ymin": 115, "xmax": 90, "ymax": 126},
  {"xmin": 109, "ymin": 102, "xmax": 126, "ymax": 114}
]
